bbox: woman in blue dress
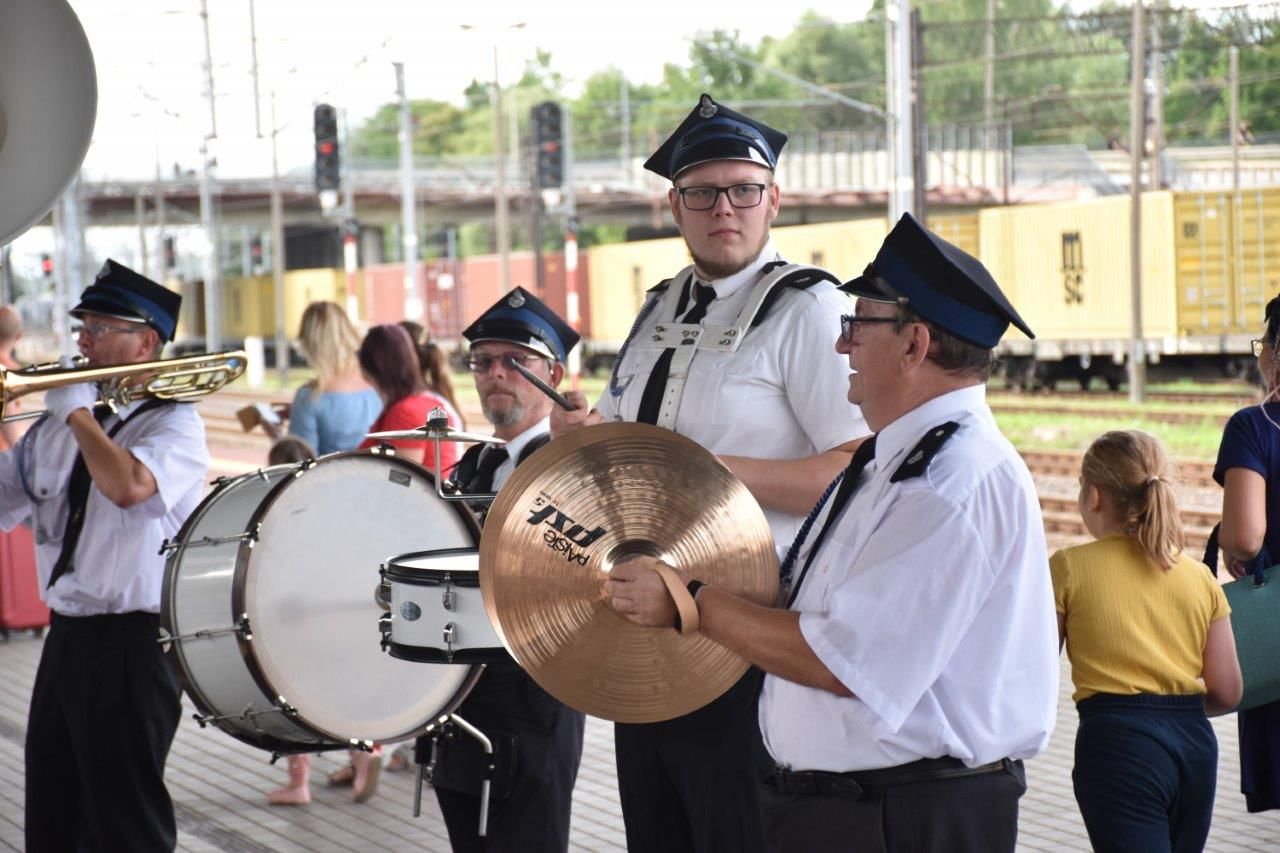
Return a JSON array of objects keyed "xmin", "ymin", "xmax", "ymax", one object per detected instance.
[
  {"xmin": 287, "ymin": 301, "xmax": 381, "ymax": 455},
  {"xmin": 1214, "ymin": 293, "xmax": 1280, "ymax": 813}
]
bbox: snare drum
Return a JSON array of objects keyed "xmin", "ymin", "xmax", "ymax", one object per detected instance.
[
  {"xmin": 380, "ymin": 548, "xmax": 507, "ymax": 664},
  {"xmin": 161, "ymin": 450, "xmax": 483, "ymax": 754}
]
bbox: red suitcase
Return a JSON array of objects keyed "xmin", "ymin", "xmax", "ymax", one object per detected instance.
[{"xmin": 0, "ymin": 525, "xmax": 50, "ymax": 638}]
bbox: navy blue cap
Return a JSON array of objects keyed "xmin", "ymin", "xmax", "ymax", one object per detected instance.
[
  {"xmin": 643, "ymin": 94, "xmax": 787, "ymax": 180},
  {"xmin": 841, "ymin": 213, "xmax": 1033, "ymax": 349},
  {"xmin": 71, "ymin": 260, "xmax": 181, "ymax": 342},
  {"xmin": 463, "ymin": 287, "xmax": 579, "ymax": 363}
]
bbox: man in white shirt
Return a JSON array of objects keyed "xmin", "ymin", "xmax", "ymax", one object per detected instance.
[
  {"xmin": 0, "ymin": 260, "xmax": 209, "ymax": 851},
  {"xmin": 603, "ymin": 214, "xmax": 1059, "ymax": 852},
  {"xmin": 554, "ymin": 94, "xmax": 869, "ymax": 853},
  {"xmin": 427, "ymin": 286, "xmax": 586, "ymax": 852}
]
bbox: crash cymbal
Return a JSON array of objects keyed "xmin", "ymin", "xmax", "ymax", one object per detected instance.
[
  {"xmin": 479, "ymin": 422, "xmax": 777, "ymax": 723},
  {"xmin": 365, "ymin": 426, "xmax": 503, "ymax": 445}
]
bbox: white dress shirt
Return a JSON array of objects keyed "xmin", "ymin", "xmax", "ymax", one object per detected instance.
[
  {"xmin": 759, "ymin": 384, "xmax": 1058, "ymax": 771},
  {"xmin": 491, "ymin": 417, "xmax": 550, "ymax": 491},
  {"xmin": 0, "ymin": 400, "xmax": 210, "ymax": 615},
  {"xmin": 595, "ymin": 241, "xmax": 869, "ymax": 553}
]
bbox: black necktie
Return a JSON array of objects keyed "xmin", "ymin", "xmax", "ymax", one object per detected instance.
[
  {"xmin": 47, "ymin": 405, "xmax": 113, "ymax": 590},
  {"xmin": 786, "ymin": 435, "xmax": 877, "ymax": 607},
  {"xmin": 471, "ymin": 446, "xmax": 510, "ymax": 493},
  {"xmin": 636, "ymin": 281, "xmax": 717, "ymax": 425}
]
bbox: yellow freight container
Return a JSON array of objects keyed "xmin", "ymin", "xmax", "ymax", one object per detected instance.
[
  {"xmin": 587, "ymin": 237, "xmax": 691, "ymax": 346},
  {"xmin": 1175, "ymin": 188, "xmax": 1280, "ymax": 337},
  {"xmin": 979, "ymin": 193, "xmax": 1178, "ymax": 356},
  {"xmin": 928, "ymin": 213, "xmax": 981, "ymax": 259},
  {"xmin": 222, "ymin": 269, "xmax": 364, "ymax": 341},
  {"xmin": 770, "ymin": 218, "xmax": 890, "ymax": 279},
  {"xmin": 1173, "ymin": 191, "xmax": 1235, "ymax": 335},
  {"xmin": 1233, "ymin": 188, "xmax": 1280, "ymax": 329}
]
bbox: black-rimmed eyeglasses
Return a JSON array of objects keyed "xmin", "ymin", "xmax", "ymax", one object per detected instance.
[
  {"xmin": 840, "ymin": 314, "xmax": 897, "ymax": 343},
  {"xmin": 675, "ymin": 183, "xmax": 769, "ymax": 211},
  {"xmin": 466, "ymin": 352, "xmax": 550, "ymax": 374}
]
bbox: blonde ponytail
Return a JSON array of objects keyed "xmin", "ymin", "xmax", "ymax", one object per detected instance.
[{"xmin": 1081, "ymin": 430, "xmax": 1184, "ymax": 570}]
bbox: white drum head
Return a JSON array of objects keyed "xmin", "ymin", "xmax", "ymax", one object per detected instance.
[{"xmin": 240, "ymin": 453, "xmax": 478, "ymax": 743}]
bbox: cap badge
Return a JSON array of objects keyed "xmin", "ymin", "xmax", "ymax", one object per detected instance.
[
  {"xmin": 698, "ymin": 95, "xmax": 717, "ymax": 118},
  {"xmin": 507, "ymin": 292, "xmax": 526, "ymax": 309}
]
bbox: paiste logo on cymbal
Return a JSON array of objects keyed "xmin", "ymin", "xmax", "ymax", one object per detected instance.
[{"xmin": 527, "ymin": 495, "xmax": 607, "ymax": 565}]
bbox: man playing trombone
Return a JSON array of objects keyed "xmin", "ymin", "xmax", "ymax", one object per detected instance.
[{"xmin": 0, "ymin": 260, "xmax": 210, "ymax": 852}]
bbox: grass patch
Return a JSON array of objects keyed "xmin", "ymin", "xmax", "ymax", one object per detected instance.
[{"xmin": 993, "ymin": 410, "xmax": 1227, "ymax": 460}]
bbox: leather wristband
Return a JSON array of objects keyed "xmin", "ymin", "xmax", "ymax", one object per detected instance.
[{"xmin": 652, "ymin": 563, "xmax": 699, "ymax": 635}]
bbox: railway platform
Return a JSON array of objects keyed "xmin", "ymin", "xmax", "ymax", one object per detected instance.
[{"xmin": 0, "ymin": 633, "xmax": 1277, "ymax": 851}]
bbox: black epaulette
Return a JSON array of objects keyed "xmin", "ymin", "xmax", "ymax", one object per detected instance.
[
  {"xmin": 890, "ymin": 421, "xmax": 961, "ymax": 483},
  {"xmin": 648, "ymin": 278, "xmax": 674, "ymax": 294},
  {"xmin": 750, "ymin": 262, "xmax": 842, "ymax": 328}
]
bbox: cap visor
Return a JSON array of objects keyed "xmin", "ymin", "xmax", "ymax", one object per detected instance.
[{"xmin": 838, "ymin": 274, "xmax": 897, "ymax": 303}]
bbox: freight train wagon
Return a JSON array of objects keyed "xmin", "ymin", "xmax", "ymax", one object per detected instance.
[{"xmin": 982, "ymin": 188, "xmax": 1280, "ymax": 390}]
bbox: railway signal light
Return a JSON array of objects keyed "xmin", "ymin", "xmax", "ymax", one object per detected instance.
[
  {"xmin": 531, "ymin": 101, "xmax": 563, "ymax": 189},
  {"xmin": 163, "ymin": 236, "xmax": 176, "ymax": 271},
  {"xmin": 314, "ymin": 104, "xmax": 341, "ymax": 193},
  {"xmin": 40, "ymin": 253, "xmax": 53, "ymax": 278}
]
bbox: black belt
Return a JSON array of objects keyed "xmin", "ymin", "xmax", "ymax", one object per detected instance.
[{"xmin": 765, "ymin": 756, "xmax": 1016, "ymax": 800}]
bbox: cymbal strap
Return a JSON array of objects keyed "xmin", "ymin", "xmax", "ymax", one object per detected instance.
[{"xmin": 653, "ymin": 562, "xmax": 699, "ymax": 634}]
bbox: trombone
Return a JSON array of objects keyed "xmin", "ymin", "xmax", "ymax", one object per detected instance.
[{"xmin": 0, "ymin": 350, "xmax": 249, "ymax": 423}]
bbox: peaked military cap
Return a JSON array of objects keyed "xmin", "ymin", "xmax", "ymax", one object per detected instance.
[
  {"xmin": 71, "ymin": 259, "xmax": 182, "ymax": 342},
  {"xmin": 841, "ymin": 213, "xmax": 1034, "ymax": 349},
  {"xmin": 643, "ymin": 93, "xmax": 788, "ymax": 180},
  {"xmin": 463, "ymin": 286, "xmax": 579, "ymax": 363}
]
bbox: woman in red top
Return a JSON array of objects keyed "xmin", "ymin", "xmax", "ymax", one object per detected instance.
[{"xmin": 357, "ymin": 323, "xmax": 460, "ymax": 475}]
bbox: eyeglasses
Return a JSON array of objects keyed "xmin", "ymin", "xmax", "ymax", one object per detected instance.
[
  {"xmin": 466, "ymin": 352, "xmax": 550, "ymax": 374},
  {"xmin": 840, "ymin": 314, "xmax": 898, "ymax": 343},
  {"xmin": 72, "ymin": 321, "xmax": 147, "ymax": 340},
  {"xmin": 1253, "ymin": 338, "xmax": 1269, "ymax": 357},
  {"xmin": 675, "ymin": 183, "xmax": 769, "ymax": 211}
]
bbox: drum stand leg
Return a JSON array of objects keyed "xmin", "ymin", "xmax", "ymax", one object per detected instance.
[{"xmin": 412, "ymin": 713, "xmax": 493, "ymax": 838}]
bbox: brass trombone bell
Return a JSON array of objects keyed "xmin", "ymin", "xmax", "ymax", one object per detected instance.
[{"xmin": 0, "ymin": 349, "xmax": 249, "ymax": 423}]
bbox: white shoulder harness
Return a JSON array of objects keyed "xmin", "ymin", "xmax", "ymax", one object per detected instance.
[{"xmin": 647, "ymin": 262, "xmax": 832, "ymax": 428}]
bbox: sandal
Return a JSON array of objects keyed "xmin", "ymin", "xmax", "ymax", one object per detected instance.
[
  {"xmin": 386, "ymin": 744, "xmax": 413, "ymax": 772},
  {"xmin": 327, "ymin": 763, "xmax": 355, "ymax": 787}
]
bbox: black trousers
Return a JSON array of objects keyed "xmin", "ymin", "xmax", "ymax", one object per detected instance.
[
  {"xmin": 614, "ymin": 668, "xmax": 773, "ymax": 853},
  {"xmin": 1073, "ymin": 694, "xmax": 1217, "ymax": 853},
  {"xmin": 759, "ymin": 758, "xmax": 1026, "ymax": 853},
  {"xmin": 26, "ymin": 611, "xmax": 182, "ymax": 853},
  {"xmin": 433, "ymin": 660, "xmax": 585, "ymax": 853}
]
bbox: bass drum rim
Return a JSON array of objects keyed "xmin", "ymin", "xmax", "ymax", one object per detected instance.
[
  {"xmin": 160, "ymin": 466, "xmax": 319, "ymax": 753},
  {"xmin": 230, "ymin": 448, "xmax": 483, "ymax": 745}
]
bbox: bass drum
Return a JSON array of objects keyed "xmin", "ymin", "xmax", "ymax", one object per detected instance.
[{"xmin": 161, "ymin": 450, "xmax": 482, "ymax": 754}]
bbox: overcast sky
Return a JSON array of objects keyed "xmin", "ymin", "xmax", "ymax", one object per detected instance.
[{"xmin": 63, "ymin": 0, "xmax": 882, "ymax": 181}]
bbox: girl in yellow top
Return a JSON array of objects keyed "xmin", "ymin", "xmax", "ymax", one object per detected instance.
[{"xmin": 1052, "ymin": 429, "xmax": 1242, "ymax": 853}]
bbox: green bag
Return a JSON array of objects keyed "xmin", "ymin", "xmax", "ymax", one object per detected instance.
[{"xmin": 1223, "ymin": 563, "xmax": 1280, "ymax": 712}]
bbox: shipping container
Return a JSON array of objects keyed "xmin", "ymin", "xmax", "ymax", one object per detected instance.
[
  {"xmin": 222, "ymin": 269, "xmax": 364, "ymax": 342},
  {"xmin": 980, "ymin": 192, "xmax": 1178, "ymax": 360},
  {"xmin": 771, "ymin": 218, "xmax": 892, "ymax": 280},
  {"xmin": 1174, "ymin": 188, "xmax": 1280, "ymax": 342},
  {"xmin": 587, "ymin": 236, "xmax": 692, "ymax": 347}
]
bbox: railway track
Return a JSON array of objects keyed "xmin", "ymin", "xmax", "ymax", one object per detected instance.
[
  {"xmin": 1020, "ymin": 449, "xmax": 1217, "ymax": 490},
  {"xmin": 989, "ymin": 399, "xmax": 1231, "ymax": 426}
]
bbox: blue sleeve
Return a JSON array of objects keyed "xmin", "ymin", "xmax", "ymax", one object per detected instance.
[
  {"xmin": 1214, "ymin": 408, "xmax": 1269, "ymax": 486},
  {"xmin": 288, "ymin": 385, "xmax": 320, "ymax": 450}
]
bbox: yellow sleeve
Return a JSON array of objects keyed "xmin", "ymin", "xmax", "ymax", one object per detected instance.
[
  {"xmin": 1050, "ymin": 549, "xmax": 1070, "ymax": 616},
  {"xmin": 1208, "ymin": 574, "xmax": 1232, "ymax": 621}
]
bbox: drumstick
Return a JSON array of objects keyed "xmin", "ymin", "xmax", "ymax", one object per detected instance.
[{"xmin": 506, "ymin": 357, "xmax": 576, "ymax": 411}]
